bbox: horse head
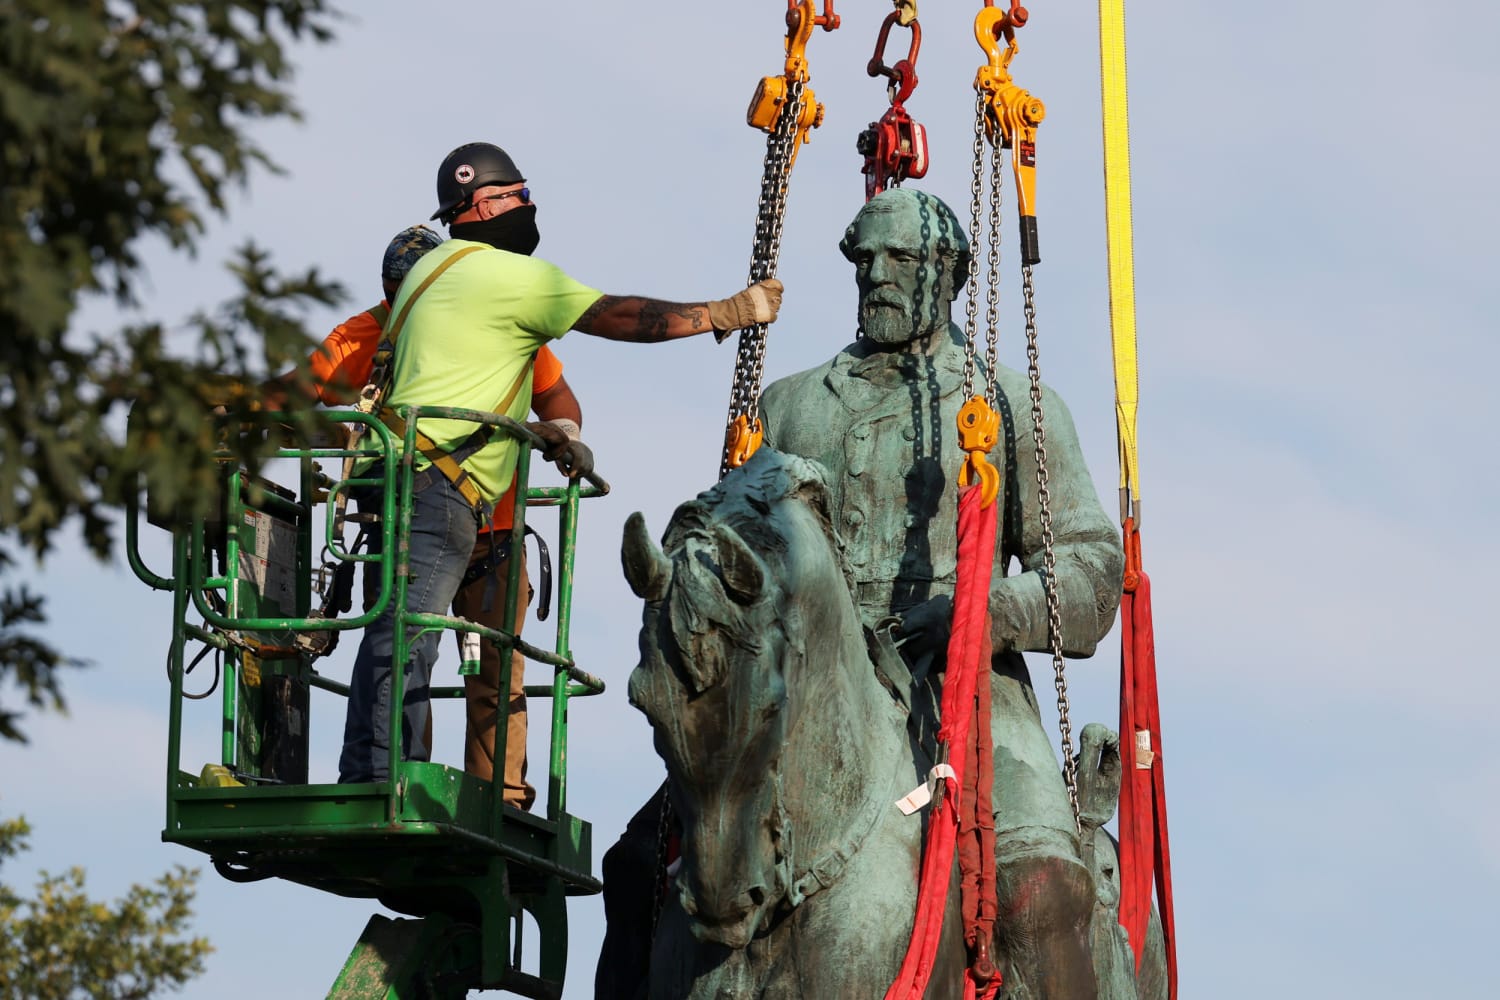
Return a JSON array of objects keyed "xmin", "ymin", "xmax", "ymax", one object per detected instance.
[{"xmin": 623, "ymin": 449, "xmax": 896, "ymax": 949}]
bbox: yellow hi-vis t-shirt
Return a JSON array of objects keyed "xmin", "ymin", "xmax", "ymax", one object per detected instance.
[{"xmin": 383, "ymin": 239, "xmax": 600, "ymax": 504}]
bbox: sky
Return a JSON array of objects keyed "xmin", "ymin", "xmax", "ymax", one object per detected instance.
[{"xmin": 3, "ymin": 1, "xmax": 1498, "ymax": 997}]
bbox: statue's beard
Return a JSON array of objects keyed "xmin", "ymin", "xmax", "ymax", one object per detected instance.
[{"xmin": 861, "ymin": 297, "xmax": 933, "ymax": 346}]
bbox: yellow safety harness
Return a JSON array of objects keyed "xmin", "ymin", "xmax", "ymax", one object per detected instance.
[{"xmin": 368, "ymin": 245, "xmax": 531, "ymax": 512}]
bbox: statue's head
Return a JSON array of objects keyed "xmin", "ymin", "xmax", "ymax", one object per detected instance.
[{"xmin": 839, "ymin": 188, "xmax": 971, "ymax": 347}]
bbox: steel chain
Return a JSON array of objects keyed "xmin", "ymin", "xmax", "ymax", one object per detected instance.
[
  {"xmin": 961, "ymin": 91, "xmax": 986, "ymax": 401},
  {"xmin": 1021, "ymin": 265, "xmax": 1081, "ymax": 833},
  {"xmin": 649, "ymin": 784, "xmax": 674, "ymax": 937},
  {"xmin": 721, "ymin": 80, "xmax": 805, "ymax": 479},
  {"xmin": 983, "ymin": 135, "xmax": 1003, "ymax": 409}
]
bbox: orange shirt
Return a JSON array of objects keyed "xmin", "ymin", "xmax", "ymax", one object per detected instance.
[
  {"xmin": 487, "ymin": 345, "xmax": 562, "ymax": 534},
  {"xmin": 308, "ymin": 304, "xmax": 386, "ymax": 404},
  {"xmin": 311, "ymin": 304, "xmax": 564, "ymax": 533}
]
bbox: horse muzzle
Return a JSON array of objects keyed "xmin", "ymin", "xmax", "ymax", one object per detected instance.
[{"xmin": 679, "ymin": 878, "xmax": 775, "ymax": 949}]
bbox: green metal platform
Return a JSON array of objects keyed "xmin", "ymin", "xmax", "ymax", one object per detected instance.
[{"xmin": 130, "ymin": 407, "xmax": 609, "ymax": 998}]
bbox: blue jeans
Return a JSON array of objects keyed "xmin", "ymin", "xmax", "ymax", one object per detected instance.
[{"xmin": 338, "ymin": 469, "xmax": 479, "ymax": 783}]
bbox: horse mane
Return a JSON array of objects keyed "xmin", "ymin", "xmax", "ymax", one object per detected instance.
[
  {"xmin": 662, "ymin": 449, "xmax": 852, "ymax": 593},
  {"xmin": 638, "ymin": 449, "xmax": 855, "ymax": 697}
]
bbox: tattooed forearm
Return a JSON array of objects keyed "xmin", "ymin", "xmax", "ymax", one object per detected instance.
[
  {"xmin": 574, "ymin": 295, "xmax": 710, "ymax": 342},
  {"xmin": 663, "ymin": 302, "xmax": 707, "ymax": 328},
  {"xmin": 636, "ymin": 298, "xmax": 670, "ymax": 342},
  {"xmin": 574, "ymin": 295, "xmax": 615, "ymax": 332},
  {"xmin": 635, "ymin": 300, "xmax": 708, "ymax": 342}
]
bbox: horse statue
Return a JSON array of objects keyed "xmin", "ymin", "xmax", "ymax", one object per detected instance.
[{"xmin": 613, "ymin": 448, "xmax": 1165, "ymax": 999}]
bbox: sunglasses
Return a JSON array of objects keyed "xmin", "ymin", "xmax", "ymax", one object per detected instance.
[{"xmin": 481, "ymin": 187, "xmax": 531, "ymax": 207}]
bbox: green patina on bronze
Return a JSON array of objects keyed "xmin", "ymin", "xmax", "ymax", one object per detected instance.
[{"xmin": 608, "ymin": 189, "xmax": 1165, "ymax": 998}]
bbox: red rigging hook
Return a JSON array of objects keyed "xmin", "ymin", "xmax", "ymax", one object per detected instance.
[
  {"xmin": 867, "ymin": 10, "xmax": 922, "ymax": 106},
  {"xmin": 857, "ymin": 9, "xmax": 928, "ymax": 199}
]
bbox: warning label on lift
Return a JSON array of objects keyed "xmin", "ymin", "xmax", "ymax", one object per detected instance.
[{"xmin": 236, "ymin": 509, "xmax": 297, "ymax": 618}]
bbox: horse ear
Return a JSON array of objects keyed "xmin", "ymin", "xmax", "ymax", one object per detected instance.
[
  {"xmin": 622, "ymin": 511, "xmax": 672, "ymax": 601},
  {"xmin": 712, "ymin": 522, "xmax": 766, "ymax": 605}
]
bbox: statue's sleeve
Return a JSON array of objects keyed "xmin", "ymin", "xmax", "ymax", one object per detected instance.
[
  {"xmin": 759, "ymin": 373, "xmax": 809, "ymax": 453},
  {"xmin": 759, "ymin": 381, "xmax": 787, "ymax": 449},
  {"xmin": 991, "ymin": 381, "xmax": 1123, "ymax": 658}
]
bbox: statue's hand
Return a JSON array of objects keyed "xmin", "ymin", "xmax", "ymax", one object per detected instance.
[{"xmin": 895, "ymin": 593, "xmax": 953, "ymax": 660}]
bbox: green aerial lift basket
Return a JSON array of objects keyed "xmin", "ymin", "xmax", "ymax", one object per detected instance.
[{"xmin": 128, "ymin": 407, "xmax": 609, "ymax": 999}]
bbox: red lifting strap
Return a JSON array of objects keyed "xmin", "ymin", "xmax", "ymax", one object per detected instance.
[
  {"xmin": 885, "ymin": 484, "xmax": 1000, "ymax": 1000},
  {"xmin": 1117, "ymin": 519, "xmax": 1178, "ymax": 997},
  {"xmin": 957, "ymin": 613, "xmax": 999, "ymax": 999}
]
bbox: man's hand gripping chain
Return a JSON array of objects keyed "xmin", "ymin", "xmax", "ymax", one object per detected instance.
[{"xmin": 708, "ymin": 278, "xmax": 785, "ymax": 340}]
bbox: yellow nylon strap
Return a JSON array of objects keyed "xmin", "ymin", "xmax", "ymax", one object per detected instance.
[
  {"xmin": 383, "ymin": 245, "xmax": 486, "ymax": 340},
  {"xmin": 1099, "ymin": 0, "xmax": 1140, "ymax": 523},
  {"xmin": 378, "ymin": 363, "xmax": 533, "ymax": 512},
  {"xmin": 378, "ymin": 408, "xmax": 483, "ymax": 508}
]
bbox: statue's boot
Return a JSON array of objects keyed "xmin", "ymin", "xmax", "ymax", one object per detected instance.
[{"xmin": 995, "ymin": 851, "xmax": 1100, "ymax": 1000}]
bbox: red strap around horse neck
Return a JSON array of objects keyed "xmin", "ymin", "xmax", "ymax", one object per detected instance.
[{"xmin": 885, "ymin": 484, "xmax": 1001, "ymax": 1000}]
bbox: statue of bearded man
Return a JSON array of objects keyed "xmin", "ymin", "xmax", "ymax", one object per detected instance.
[{"xmin": 758, "ymin": 187, "xmax": 1125, "ymax": 998}]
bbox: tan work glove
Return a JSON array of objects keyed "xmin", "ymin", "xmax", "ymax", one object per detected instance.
[
  {"xmin": 526, "ymin": 420, "xmax": 595, "ymax": 480},
  {"xmin": 708, "ymin": 279, "xmax": 784, "ymax": 342}
]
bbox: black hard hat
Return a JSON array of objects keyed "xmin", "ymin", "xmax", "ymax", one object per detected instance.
[{"xmin": 431, "ymin": 142, "xmax": 525, "ymax": 223}]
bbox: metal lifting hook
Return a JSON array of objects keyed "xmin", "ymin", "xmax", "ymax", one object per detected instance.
[
  {"xmin": 974, "ymin": 0, "xmax": 1044, "ymax": 265},
  {"xmin": 782, "ymin": 0, "xmax": 840, "ymax": 82},
  {"xmin": 858, "ymin": 7, "xmax": 929, "ymax": 200},
  {"xmin": 747, "ymin": 1, "xmax": 840, "ymax": 151},
  {"xmin": 867, "ymin": 9, "xmax": 921, "ymax": 106},
  {"xmin": 976, "ymin": 0, "xmax": 1029, "ymax": 61},
  {"xmin": 792, "ymin": 0, "xmax": 841, "ymax": 32},
  {"xmin": 725, "ymin": 2, "xmax": 841, "ymax": 476}
]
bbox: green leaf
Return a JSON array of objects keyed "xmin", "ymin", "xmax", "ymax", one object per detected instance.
[{"xmin": 0, "ymin": 0, "xmax": 342, "ymax": 740}]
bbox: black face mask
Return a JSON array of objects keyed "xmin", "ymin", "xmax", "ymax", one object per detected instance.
[{"xmin": 450, "ymin": 204, "xmax": 540, "ymax": 256}]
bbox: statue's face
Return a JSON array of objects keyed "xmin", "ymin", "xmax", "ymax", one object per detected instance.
[{"xmin": 847, "ymin": 199, "xmax": 960, "ymax": 347}]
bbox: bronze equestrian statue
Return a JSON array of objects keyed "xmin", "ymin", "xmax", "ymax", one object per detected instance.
[
  {"xmin": 622, "ymin": 450, "xmax": 968, "ymax": 998},
  {"xmin": 597, "ymin": 189, "xmax": 1162, "ymax": 998}
]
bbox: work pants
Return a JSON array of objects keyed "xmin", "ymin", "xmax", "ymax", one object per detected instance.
[
  {"xmin": 452, "ymin": 533, "xmax": 536, "ymax": 811},
  {"xmin": 338, "ymin": 471, "xmax": 477, "ymax": 783}
]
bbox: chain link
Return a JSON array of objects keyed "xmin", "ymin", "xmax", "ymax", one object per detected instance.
[
  {"xmin": 961, "ymin": 88, "xmax": 1078, "ymax": 832},
  {"xmin": 1021, "ymin": 265, "xmax": 1081, "ymax": 833},
  {"xmin": 961, "ymin": 91, "xmax": 986, "ymax": 402},
  {"xmin": 649, "ymin": 783, "xmax": 674, "ymax": 937},
  {"xmin": 983, "ymin": 136, "xmax": 1003, "ymax": 410},
  {"xmin": 720, "ymin": 80, "xmax": 806, "ymax": 479}
]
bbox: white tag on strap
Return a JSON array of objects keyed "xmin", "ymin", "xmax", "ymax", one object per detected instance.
[
  {"xmin": 1135, "ymin": 729, "xmax": 1156, "ymax": 769},
  {"xmin": 896, "ymin": 763, "xmax": 957, "ymax": 816}
]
